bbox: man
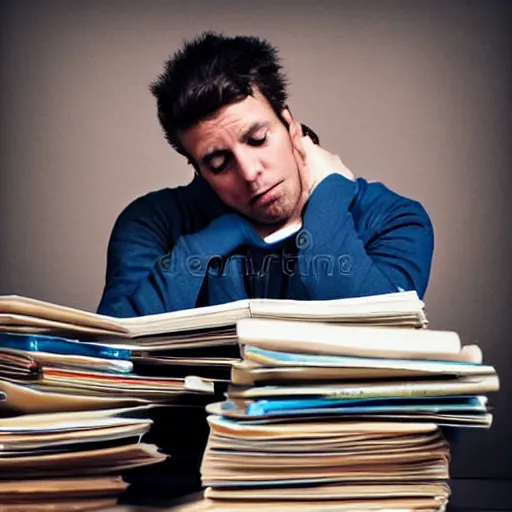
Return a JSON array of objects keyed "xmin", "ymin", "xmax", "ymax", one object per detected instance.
[{"xmin": 97, "ymin": 32, "xmax": 434, "ymax": 318}]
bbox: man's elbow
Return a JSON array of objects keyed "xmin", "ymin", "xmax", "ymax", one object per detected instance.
[{"xmin": 399, "ymin": 210, "xmax": 435, "ymax": 299}]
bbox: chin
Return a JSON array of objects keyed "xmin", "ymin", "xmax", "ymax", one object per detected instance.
[{"xmin": 245, "ymin": 201, "xmax": 295, "ymax": 227}]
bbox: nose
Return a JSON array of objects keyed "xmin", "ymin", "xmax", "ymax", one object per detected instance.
[{"xmin": 235, "ymin": 149, "xmax": 262, "ymax": 183}]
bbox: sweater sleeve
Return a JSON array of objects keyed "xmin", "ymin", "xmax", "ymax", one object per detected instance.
[
  {"xmin": 97, "ymin": 194, "xmax": 251, "ymax": 318},
  {"xmin": 289, "ymin": 174, "xmax": 434, "ymax": 300}
]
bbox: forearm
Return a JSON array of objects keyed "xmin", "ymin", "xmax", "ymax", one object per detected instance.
[
  {"xmin": 289, "ymin": 175, "xmax": 434, "ymax": 300},
  {"xmin": 98, "ymin": 213, "xmax": 250, "ymax": 317},
  {"xmin": 98, "ymin": 242, "xmax": 205, "ymax": 317}
]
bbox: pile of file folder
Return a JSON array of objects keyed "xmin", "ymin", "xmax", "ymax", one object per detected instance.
[
  {"xmin": 195, "ymin": 305, "xmax": 499, "ymax": 510},
  {"xmin": 0, "ymin": 300, "xmax": 218, "ymax": 509},
  {"xmin": 0, "ymin": 291, "xmax": 500, "ymax": 511},
  {"xmin": 0, "ymin": 407, "xmax": 164, "ymax": 510}
]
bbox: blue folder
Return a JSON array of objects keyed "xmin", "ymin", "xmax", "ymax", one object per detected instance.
[
  {"xmin": 0, "ymin": 333, "xmax": 131, "ymax": 361},
  {"xmin": 244, "ymin": 395, "xmax": 487, "ymax": 416}
]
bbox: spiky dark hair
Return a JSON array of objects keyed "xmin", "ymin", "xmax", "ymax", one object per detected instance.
[{"xmin": 150, "ymin": 31, "xmax": 289, "ymax": 155}]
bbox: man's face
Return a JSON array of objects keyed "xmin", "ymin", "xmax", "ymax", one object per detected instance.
[{"xmin": 179, "ymin": 91, "xmax": 303, "ymax": 232}]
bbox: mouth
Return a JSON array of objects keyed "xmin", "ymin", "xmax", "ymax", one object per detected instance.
[{"xmin": 250, "ymin": 181, "xmax": 283, "ymax": 207}]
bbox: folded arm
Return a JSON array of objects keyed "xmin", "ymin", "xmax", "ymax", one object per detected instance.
[
  {"xmin": 289, "ymin": 174, "xmax": 434, "ymax": 300},
  {"xmin": 97, "ymin": 192, "xmax": 250, "ymax": 317}
]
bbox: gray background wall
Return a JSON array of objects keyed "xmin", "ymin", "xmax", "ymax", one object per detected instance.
[{"xmin": 0, "ymin": 1, "xmax": 510, "ymax": 508}]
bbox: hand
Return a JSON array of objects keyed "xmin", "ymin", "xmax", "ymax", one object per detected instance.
[
  {"xmin": 296, "ymin": 136, "xmax": 355, "ymax": 196},
  {"xmin": 288, "ymin": 135, "xmax": 355, "ymax": 225}
]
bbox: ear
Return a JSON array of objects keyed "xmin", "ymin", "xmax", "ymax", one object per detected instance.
[
  {"xmin": 281, "ymin": 107, "xmax": 305, "ymax": 158},
  {"xmin": 281, "ymin": 107, "xmax": 302, "ymax": 139}
]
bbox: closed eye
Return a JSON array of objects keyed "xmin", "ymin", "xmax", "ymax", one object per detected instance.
[
  {"xmin": 205, "ymin": 150, "xmax": 231, "ymax": 174},
  {"xmin": 247, "ymin": 133, "xmax": 267, "ymax": 147},
  {"xmin": 209, "ymin": 160, "xmax": 228, "ymax": 174}
]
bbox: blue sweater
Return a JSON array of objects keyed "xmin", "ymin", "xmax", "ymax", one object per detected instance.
[{"xmin": 97, "ymin": 174, "xmax": 434, "ymax": 317}]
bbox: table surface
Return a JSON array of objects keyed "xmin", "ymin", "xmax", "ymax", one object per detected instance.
[{"xmin": 97, "ymin": 491, "xmax": 508, "ymax": 512}]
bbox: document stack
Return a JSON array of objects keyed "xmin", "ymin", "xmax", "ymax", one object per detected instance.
[
  {"xmin": 0, "ymin": 292, "xmax": 428, "ymax": 500},
  {"xmin": 0, "ymin": 345, "xmax": 168, "ymax": 512},
  {"xmin": 0, "ymin": 297, "xmax": 208, "ymax": 510},
  {"xmin": 0, "ymin": 290, "xmax": 434, "ymax": 399},
  {"xmin": 194, "ymin": 298, "xmax": 499, "ymax": 511},
  {"xmin": 0, "ymin": 408, "xmax": 164, "ymax": 511},
  {"xmin": 0, "ymin": 291, "xmax": 500, "ymax": 510}
]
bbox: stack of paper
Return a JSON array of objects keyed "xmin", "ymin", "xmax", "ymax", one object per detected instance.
[
  {"xmin": 0, "ymin": 292, "xmax": 427, "ymax": 386},
  {"xmin": 0, "ymin": 406, "xmax": 165, "ymax": 511},
  {"xmin": 0, "ymin": 297, "xmax": 221, "ymax": 509},
  {"xmin": 0, "ymin": 329, "xmax": 174, "ymax": 509},
  {"xmin": 196, "ymin": 318, "xmax": 499, "ymax": 511},
  {"xmin": 0, "ymin": 332, "xmax": 214, "ymax": 415},
  {"xmin": 200, "ymin": 420, "xmax": 450, "ymax": 511},
  {"xmin": 1, "ymin": 290, "xmax": 496, "ymax": 510}
]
